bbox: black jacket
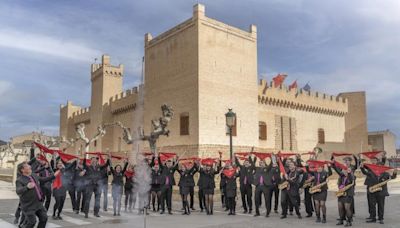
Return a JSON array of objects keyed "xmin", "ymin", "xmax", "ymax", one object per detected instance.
[
  {"xmin": 251, "ymin": 158, "xmax": 278, "ymax": 187},
  {"xmin": 198, "ymin": 164, "xmax": 221, "ymax": 190},
  {"xmin": 306, "ymin": 166, "xmax": 332, "ymax": 191},
  {"xmin": 16, "ymin": 173, "xmax": 55, "ymax": 213},
  {"xmin": 159, "ymin": 157, "xmax": 178, "ymax": 186},
  {"xmin": 38, "ymin": 167, "xmax": 54, "ymax": 191},
  {"xmin": 83, "ymin": 158, "xmax": 109, "ymax": 185},
  {"xmin": 283, "ymin": 169, "xmax": 305, "ymax": 196},
  {"xmin": 151, "ymin": 169, "xmax": 162, "ymax": 185},
  {"xmin": 361, "ymin": 166, "xmax": 396, "ymax": 196},
  {"xmin": 235, "ymin": 157, "xmax": 254, "ymax": 187},
  {"xmin": 178, "ymin": 165, "xmax": 198, "ymax": 187},
  {"xmin": 110, "ymin": 162, "xmax": 128, "ymax": 186}
]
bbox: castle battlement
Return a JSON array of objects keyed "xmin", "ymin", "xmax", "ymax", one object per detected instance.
[
  {"xmin": 145, "ymin": 4, "xmax": 256, "ymax": 48},
  {"xmin": 109, "ymin": 85, "xmax": 143, "ymax": 114},
  {"xmin": 91, "ymin": 55, "xmax": 124, "ymax": 81},
  {"xmin": 258, "ymin": 79, "xmax": 348, "ymax": 116}
]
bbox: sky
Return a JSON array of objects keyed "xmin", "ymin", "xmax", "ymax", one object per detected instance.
[{"xmin": 0, "ymin": 0, "xmax": 399, "ymax": 147}]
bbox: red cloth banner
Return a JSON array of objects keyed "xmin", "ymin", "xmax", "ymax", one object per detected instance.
[
  {"xmin": 223, "ymin": 168, "xmax": 237, "ymax": 178},
  {"xmin": 124, "ymin": 170, "xmax": 134, "ymax": 178},
  {"xmin": 201, "ymin": 158, "xmax": 217, "ymax": 166},
  {"xmin": 273, "ymin": 73, "xmax": 287, "ymax": 88},
  {"xmin": 332, "ymin": 152, "xmax": 352, "ymax": 157},
  {"xmin": 52, "ymin": 171, "xmax": 62, "ymax": 189},
  {"xmin": 360, "ymin": 151, "xmax": 382, "ymax": 159},
  {"xmin": 307, "ymin": 160, "xmax": 329, "ymax": 168},
  {"xmin": 252, "ymin": 152, "xmax": 272, "ymax": 160},
  {"xmin": 58, "ymin": 152, "xmax": 79, "ymax": 162},
  {"xmin": 364, "ymin": 163, "xmax": 393, "ymax": 176},
  {"xmin": 334, "ymin": 161, "xmax": 348, "ymax": 170},
  {"xmin": 278, "ymin": 157, "xmax": 286, "ymax": 175},
  {"xmin": 278, "ymin": 152, "xmax": 297, "ymax": 158},
  {"xmin": 34, "ymin": 142, "xmax": 61, "ymax": 155}
]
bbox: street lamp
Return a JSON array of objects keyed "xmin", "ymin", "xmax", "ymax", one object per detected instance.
[{"xmin": 225, "ymin": 108, "xmax": 236, "ymax": 160}]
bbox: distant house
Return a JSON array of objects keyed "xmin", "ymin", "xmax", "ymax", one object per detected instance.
[{"xmin": 368, "ymin": 130, "xmax": 397, "ymax": 158}]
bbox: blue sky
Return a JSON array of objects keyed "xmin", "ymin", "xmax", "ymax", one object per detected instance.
[{"xmin": 0, "ymin": 0, "xmax": 399, "ymax": 147}]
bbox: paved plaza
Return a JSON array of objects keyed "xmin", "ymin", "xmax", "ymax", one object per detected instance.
[{"xmin": 1, "ymin": 180, "xmax": 399, "ymax": 228}]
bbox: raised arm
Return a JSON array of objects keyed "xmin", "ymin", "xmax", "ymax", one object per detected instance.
[{"xmin": 235, "ymin": 156, "xmax": 242, "ymax": 169}]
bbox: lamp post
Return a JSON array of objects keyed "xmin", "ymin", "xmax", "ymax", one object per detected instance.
[{"xmin": 225, "ymin": 108, "xmax": 236, "ymax": 160}]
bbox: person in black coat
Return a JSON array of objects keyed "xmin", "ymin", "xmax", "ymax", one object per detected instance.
[
  {"xmin": 52, "ymin": 159, "xmax": 76, "ymax": 220},
  {"xmin": 15, "ymin": 161, "xmax": 57, "ymax": 228},
  {"xmin": 178, "ymin": 162, "xmax": 198, "ymax": 215},
  {"xmin": 306, "ymin": 163, "xmax": 332, "ymax": 223},
  {"xmin": 196, "ymin": 163, "xmax": 206, "ymax": 213},
  {"xmin": 82, "ymin": 155, "xmax": 110, "ymax": 218},
  {"xmin": 149, "ymin": 160, "xmax": 162, "ymax": 212},
  {"xmin": 73, "ymin": 160, "xmax": 87, "ymax": 214},
  {"xmin": 234, "ymin": 155, "xmax": 254, "ymax": 214},
  {"xmin": 124, "ymin": 164, "xmax": 135, "ymax": 212},
  {"xmin": 332, "ymin": 161, "xmax": 355, "ymax": 227},
  {"xmin": 158, "ymin": 155, "xmax": 179, "ymax": 215},
  {"xmin": 360, "ymin": 161, "xmax": 397, "ymax": 224},
  {"xmin": 195, "ymin": 159, "xmax": 221, "ymax": 215},
  {"xmin": 60, "ymin": 158, "xmax": 78, "ymax": 213},
  {"xmin": 109, "ymin": 158, "xmax": 128, "ymax": 216},
  {"xmin": 222, "ymin": 164, "xmax": 239, "ymax": 215},
  {"xmin": 251, "ymin": 155, "xmax": 278, "ymax": 217},
  {"xmin": 280, "ymin": 160, "xmax": 304, "ymax": 219}
]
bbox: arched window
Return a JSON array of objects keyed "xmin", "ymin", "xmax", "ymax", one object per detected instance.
[
  {"xmin": 318, "ymin": 128, "xmax": 325, "ymax": 144},
  {"xmin": 259, "ymin": 121, "xmax": 267, "ymax": 140},
  {"xmin": 180, "ymin": 112, "xmax": 189, "ymax": 135}
]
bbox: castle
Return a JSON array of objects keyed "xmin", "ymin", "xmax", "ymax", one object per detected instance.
[{"xmin": 60, "ymin": 4, "xmax": 368, "ymax": 159}]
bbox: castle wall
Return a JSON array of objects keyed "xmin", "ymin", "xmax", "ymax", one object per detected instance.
[
  {"xmin": 143, "ymin": 14, "xmax": 199, "ymax": 148},
  {"xmin": 197, "ymin": 5, "xmax": 259, "ymax": 151}
]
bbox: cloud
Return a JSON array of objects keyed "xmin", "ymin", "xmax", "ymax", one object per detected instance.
[
  {"xmin": 0, "ymin": 29, "xmax": 102, "ymax": 62},
  {"xmin": 0, "ymin": 80, "xmax": 13, "ymax": 98}
]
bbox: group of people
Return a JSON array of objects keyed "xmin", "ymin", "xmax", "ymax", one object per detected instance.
[{"xmin": 14, "ymin": 146, "xmax": 397, "ymax": 228}]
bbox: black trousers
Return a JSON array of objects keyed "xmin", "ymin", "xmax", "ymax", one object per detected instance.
[
  {"xmin": 76, "ymin": 186, "xmax": 86, "ymax": 212},
  {"xmin": 41, "ymin": 187, "xmax": 52, "ymax": 211},
  {"xmin": 255, "ymin": 185, "xmax": 270, "ymax": 214},
  {"xmin": 370, "ymin": 193, "xmax": 385, "ymax": 220},
  {"xmin": 240, "ymin": 184, "xmax": 252, "ymax": 211},
  {"xmin": 53, "ymin": 194, "xmax": 66, "ymax": 216},
  {"xmin": 269, "ymin": 185, "xmax": 279, "ymax": 211},
  {"xmin": 304, "ymin": 187, "xmax": 314, "ymax": 215},
  {"xmin": 125, "ymin": 189, "xmax": 134, "ymax": 210},
  {"xmin": 281, "ymin": 190, "xmax": 300, "ymax": 216},
  {"xmin": 84, "ymin": 184, "xmax": 101, "ymax": 215},
  {"xmin": 198, "ymin": 188, "xmax": 206, "ymax": 210},
  {"xmin": 24, "ymin": 208, "xmax": 48, "ymax": 228},
  {"xmin": 160, "ymin": 185, "xmax": 173, "ymax": 211},
  {"xmin": 65, "ymin": 184, "xmax": 77, "ymax": 211},
  {"xmin": 189, "ymin": 186, "xmax": 194, "ymax": 208},
  {"xmin": 227, "ymin": 196, "xmax": 236, "ymax": 212},
  {"xmin": 367, "ymin": 189, "xmax": 373, "ymax": 218}
]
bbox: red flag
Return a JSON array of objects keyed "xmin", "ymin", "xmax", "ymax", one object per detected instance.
[
  {"xmin": 236, "ymin": 155, "xmax": 248, "ymax": 161},
  {"xmin": 223, "ymin": 168, "xmax": 237, "ymax": 178},
  {"xmin": 273, "ymin": 74, "xmax": 287, "ymax": 88},
  {"xmin": 52, "ymin": 171, "xmax": 62, "ymax": 189},
  {"xmin": 278, "ymin": 157, "xmax": 286, "ymax": 175},
  {"xmin": 289, "ymin": 80, "xmax": 298, "ymax": 90},
  {"xmin": 58, "ymin": 152, "xmax": 79, "ymax": 162},
  {"xmin": 252, "ymin": 152, "xmax": 272, "ymax": 160},
  {"xmin": 332, "ymin": 152, "xmax": 352, "ymax": 157},
  {"xmin": 38, "ymin": 154, "xmax": 48, "ymax": 163},
  {"xmin": 124, "ymin": 170, "xmax": 134, "ymax": 178},
  {"xmin": 360, "ymin": 151, "xmax": 382, "ymax": 159},
  {"xmin": 111, "ymin": 155, "xmax": 124, "ymax": 160},
  {"xmin": 278, "ymin": 152, "xmax": 297, "ymax": 158},
  {"xmin": 334, "ymin": 161, "xmax": 348, "ymax": 170},
  {"xmin": 307, "ymin": 160, "xmax": 329, "ymax": 168},
  {"xmin": 179, "ymin": 157, "xmax": 200, "ymax": 162},
  {"xmin": 201, "ymin": 158, "xmax": 217, "ymax": 166},
  {"xmin": 235, "ymin": 152, "xmax": 251, "ymax": 156},
  {"xmin": 159, "ymin": 152, "xmax": 176, "ymax": 162},
  {"xmin": 34, "ymin": 142, "xmax": 61, "ymax": 155},
  {"xmin": 364, "ymin": 163, "xmax": 393, "ymax": 176}
]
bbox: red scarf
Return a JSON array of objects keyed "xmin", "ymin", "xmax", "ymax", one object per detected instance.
[
  {"xmin": 125, "ymin": 170, "xmax": 134, "ymax": 178},
  {"xmin": 34, "ymin": 142, "xmax": 61, "ymax": 155},
  {"xmin": 201, "ymin": 158, "xmax": 217, "ymax": 166},
  {"xmin": 360, "ymin": 151, "xmax": 382, "ymax": 159},
  {"xmin": 223, "ymin": 168, "xmax": 236, "ymax": 178},
  {"xmin": 58, "ymin": 151, "xmax": 79, "ymax": 162},
  {"xmin": 307, "ymin": 160, "xmax": 330, "ymax": 168},
  {"xmin": 52, "ymin": 171, "xmax": 62, "ymax": 189},
  {"xmin": 332, "ymin": 152, "xmax": 352, "ymax": 157},
  {"xmin": 252, "ymin": 152, "xmax": 272, "ymax": 160},
  {"xmin": 278, "ymin": 157, "xmax": 286, "ymax": 175},
  {"xmin": 278, "ymin": 152, "xmax": 297, "ymax": 158},
  {"xmin": 364, "ymin": 163, "xmax": 393, "ymax": 176}
]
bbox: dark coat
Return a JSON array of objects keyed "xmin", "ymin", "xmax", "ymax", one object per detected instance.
[
  {"xmin": 361, "ymin": 166, "xmax": 396, "ymax": 196},
  {"xmin": 159, "ymin": 157, "xmax": 178, "ymax": 186},
  {"xmin": 110, "ymin": 162, "xmax": 128, "ymax": 186},
  {"xmin": 307, "ymin": 166, "xmax": 332, "ymax": 191},
  {"xmin": 235, "ymin": 157, "xmax": 254, "ymax": 187},
  {"xmin": 82, "ymin": 158, "xmax": 109, "ymax": 185},
  {"xmin": 178, "ymin": 165, "xmax": 198, "ymax": 188},
  {"xmin": 16, "ymin": 173, "xmax": 55, "ymax": 214}
]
